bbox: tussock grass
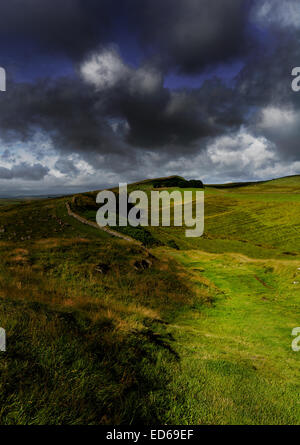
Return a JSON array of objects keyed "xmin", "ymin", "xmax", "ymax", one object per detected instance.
[
  {"xmin": 0, "ymin": 197, "xmax": 198, "ymax": 424},
  {"xmin": 1, "ymin": 175, "xmax": 300, "ymax": 424}
]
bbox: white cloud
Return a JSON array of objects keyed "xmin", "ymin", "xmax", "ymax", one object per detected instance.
[
  {"xmin": 139, "ymin": 129, "xmax": 300, "ymax": 184},
  {"xmin": 81, "ymin": 47, "xmax": 162, "ymax": 95},
  {"xmin": 259, "ymin": 106, "xmax": 298, "ymax": 130},
  {"xmin": 2, "ymin": 125, "xmax": 300, "ymax": 195},
  {"xmin": 207, "ymin": 131, "xmax": 276, "ymax": 170},
  {"xmin": 80, "ymin": 47, "xmax": 129, "ymax": 90},
  {"xmin": 252, "ymin": 0, "xmax": 300, "ymax": 29}
]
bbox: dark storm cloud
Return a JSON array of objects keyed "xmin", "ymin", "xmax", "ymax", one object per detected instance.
[
  {"xmin": 0, "ymin": 0, "xmax": 251, "ymax": 71},
  {"xmin": 1, "ymin": 0, "xmax": 300, "ymax": 190},
  {"xmin": 0, "ymin": 0, "xmax": 255, "ymax": 161},
  {"xmin": 0, "ymin": 66, "xmax": 244, "ymax": 164},
  {"xmin": 0, "ymin": 1, "xmax": 296, "ymax": 156},
  {"xmin": 0, "ymin": 77, "xmax": 123, "ymax": 156},
  {"xmin": 0, "ymin": 0, "xmax": 115, "ymax": 61},
  {"xmin": 0, "ymin": 162, "xmax": 49, "ymax": 180},
  {"xmin": 54, "ymin": 158, "xmax": 80, "ymax": 176},
  {"xmin": 235, "ymin": 29, "xmax": 300, "ymax": 159},
  {"xmin": 237, "ymin": 36, "xmax": 300, "ymax": 107},
  {"xmin": 133, "ymin": 0, "xmax": 252, "ymax": 74},
  {"xmin": 123, "ymin": 82, "xmax": 246, "ymax": 150}
]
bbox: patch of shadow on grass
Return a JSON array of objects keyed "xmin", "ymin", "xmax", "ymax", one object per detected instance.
[{"xmin": 137, "ymin": 329, "xmax": 180, "ymax": 361}]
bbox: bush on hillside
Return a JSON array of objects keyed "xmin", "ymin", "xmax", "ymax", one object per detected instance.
[{"xmin": 153, "ymin": 178, "xmax": 204, "ymax": 189}]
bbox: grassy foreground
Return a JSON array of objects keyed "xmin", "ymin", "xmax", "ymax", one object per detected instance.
[{"xmin": 0, "ymin": 175, "xmax": 300, "ymax": 424}]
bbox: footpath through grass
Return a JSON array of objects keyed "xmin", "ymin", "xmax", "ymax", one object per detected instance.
[
  {"xmin": 0, "ymin": 197, "xmax": 195, "ymax": 424},
  {"xmin": 160, "ymin": 248, "xmax": 300, "ymax": 424},
  {"xmin": 1, "ymin": 176, "xmax": 300, "ymax": 424},
  {"xmin": 150, "ymin": 176, "xmax": 300, "ymax": 424}
]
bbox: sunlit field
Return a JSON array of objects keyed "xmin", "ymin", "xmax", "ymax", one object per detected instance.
[{"xmin": 0, "ymin": 175, "xmax": 300, "ymax": 424}]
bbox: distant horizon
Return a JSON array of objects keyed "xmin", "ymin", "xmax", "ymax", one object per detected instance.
[{"xmin": 1, "ymin": 173, "xmax": 298, "ymax": 198}]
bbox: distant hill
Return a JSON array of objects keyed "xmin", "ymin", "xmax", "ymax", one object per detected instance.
[
  {"xmin": 207, "ymin": 174, "xmax": 300, "ymax": 189},
  {"xmin": 117, "ymin": 175, "xmax": 204, "ymax": 190},
  {"xmin": 152, "ymin": 177, "xmax": 204, "ymax": 189}
]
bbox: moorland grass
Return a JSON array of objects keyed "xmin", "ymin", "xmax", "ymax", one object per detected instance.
[
  {"xmin": 0, "ymin": 198, "xmax": 196, "ymax": 424},
  {"xmin": 1, "ymin": 175, "xmax": 300, "ymax": 424}
]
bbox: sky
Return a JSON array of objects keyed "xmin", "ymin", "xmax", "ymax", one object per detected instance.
[{"xmin": 0, "ymin": 0, "xmax": 300, "ymax": 196}]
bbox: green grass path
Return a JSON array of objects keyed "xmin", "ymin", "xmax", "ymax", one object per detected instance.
[{"xmin": 160, "ymin": 249, "xmax": 300, "ymax": 424}]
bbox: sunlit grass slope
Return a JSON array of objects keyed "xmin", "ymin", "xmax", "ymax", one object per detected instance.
[
  {"xmin": 1, "ymin": 174, "xmax": 300, "ymax": 424},
  {"xmin": 145, "ymin": 175, "xmax": 300, "ymax": 257},
  {"xmin": 68, "ymin": 175, "xmax": 300, "ymax": 423},
  {"xmin": 150, "ymin": 175, "xmax": 300, "ymax": 424},
  {"xmin": 163, "ymin": 248, "xmax": 300, "ymax": 424},
  {"xmin": 0, "ymin": 197, "xmax": 197, "ymax": 424}
]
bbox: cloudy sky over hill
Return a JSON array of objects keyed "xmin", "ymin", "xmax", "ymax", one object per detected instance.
[{"xmin": 0, "ymin": 0, "xmax": 300, "ymax": 195}]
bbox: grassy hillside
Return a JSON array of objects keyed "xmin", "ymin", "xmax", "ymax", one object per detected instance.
[
  {"xmin": 0, "ymin": 199, "xmax": 23, "ymax": 207},
  {"xmin": 0, "ymin": 197, "xmax": 198, "ymax": 424},
  {"xmin": 158, "ymin": 175, "xmax": 300, "ymax": 424},
  {"xmin": 1, "ymin": 175, "xmax": 300, "ymax": 424}
]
